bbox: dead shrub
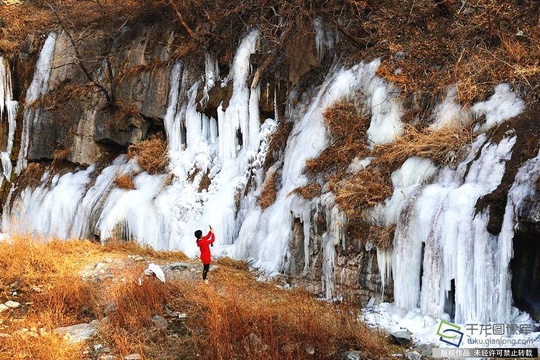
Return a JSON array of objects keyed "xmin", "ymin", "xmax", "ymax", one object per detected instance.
[
  {"xmin": 31, "ymin": 83, "xmax": 97, "ymax": 110},
  {"xmin": 114, "ymin": 173, "xmax": 136, "ymax": 190},
  {"xmin": 106, "ymin": 266, "xmax": 169, "ymax": 330},
  {"xmin": 0, "ymin": 39, "xmax": 18, "ymax": 53},
  {"xmin": 50, "ymin": 148, "xmax": 72, "ymax": 170},
  {"xmin": 127, "ymin": 135, "xmax": 168, "ymax": 174}
]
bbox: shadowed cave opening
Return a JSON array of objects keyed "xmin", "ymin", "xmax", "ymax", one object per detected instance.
[{"xmin": 511, "ymin": 230, "xmax": 540, "ymax": 321}]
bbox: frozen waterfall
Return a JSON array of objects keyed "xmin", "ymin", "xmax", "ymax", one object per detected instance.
[{"xmin": 2, "ymin": 25, "xmax": 538, "ymax": 333}]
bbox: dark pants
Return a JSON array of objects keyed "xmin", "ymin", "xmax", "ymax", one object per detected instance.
[{"xmin": 203, "ymin": 264, "xmax": 210, "ymax": 280}]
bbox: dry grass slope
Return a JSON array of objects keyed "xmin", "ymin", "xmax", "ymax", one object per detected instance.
[{"xmin": 0, "ymin": 236, "xmax": 393, "ymax": 359}]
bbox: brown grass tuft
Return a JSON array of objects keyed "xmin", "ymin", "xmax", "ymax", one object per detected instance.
[
  {"xmin": 291, "ymin": 183, "xmax": 322, "ymax": 200},
  {"xmin": 372, "ymin": 123, "xmax": 473, "ymax": 170},
  {"xmin": 330, "ymin": 169, "xmax": 393, "ymax": 213},
  {"xmin": 259, "ymin": 170, "xmax": 277, "ymax": 209},
  {"xmin": 114, "ymin": 173, "xmax": 136, "ymax": 190},
  {"xmin": 369, "ymin": 224, "xmax": 396, "ymax": 250},
  {"xmin": 127, "ymin": 134, "xmax": 168, "ymax": 175},
  {"xmin": 215, "ymin": 256, "xmax": 250, "ymax": 271},
  {"xmin": 17, "ymin": 162, "xmax": 46, "ymax": 190},
  {"xmin": 304, "ymin": 102, "xmax": 369, "ymax": 177}
]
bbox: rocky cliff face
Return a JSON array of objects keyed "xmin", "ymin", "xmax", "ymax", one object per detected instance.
[{"xmin": 15, "ymin": 24, "xmax": 174, "ymax": 166}]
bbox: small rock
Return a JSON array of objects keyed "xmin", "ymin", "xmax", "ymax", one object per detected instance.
[
  {"xmin": 104, "ymin": 303, "xmax": 117, "ymax": 316},
  {"xmin": 415, "ymin": 344, "xmax": 433, "ymax": 358},
  {"xmin": 151, "ymin": 315, "xmax": 168, "ymax": 330},
  {"xmin": 341, "ymin": 350, "xmax": 362, "ymax": 360},
  {"xmin": 390, "ymin": 330, "xmax": 413, "ymax": 346},
  {"xmin": 53, "ymin": 323, "xmax": 97, "ymax": 343},
  {"xmin": 98, "ymin": 355, "xmax": 116, "ymax": 360},
  {"xmin": 124, "ymin": 354, "xmax": 142, "ymax": 360},
  {"xmin": 168, "ymin": 262, "xmax": 189, "ymax": 270},
  {"xmin": 5, "ymin": 301, "xmax": 20, "ymax": 308},
  {"xmin": 406, "ymin": 350, "xmax": 421, "ymax": 360}
]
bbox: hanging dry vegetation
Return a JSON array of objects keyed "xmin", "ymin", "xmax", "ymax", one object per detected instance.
[
  {"xmin": 305, "ymin": 102, "xmax": 370, "ymax": 177},
  {"xmin": 372, "ymin": 123, "xmax": 474, "ymax": 169},
  {"xmin": 331, "ymin": 122, "xmax": 473, "ymax": 215},
  {"xmin": 259, "ymin": 169, "xmax": 278, "ymax": 209},
  {"xmin": 114, "ymin": 173, "xmax": 136, "ymax": 190},
  {"xmin": 127, "ymin": 134, "xmax": 168, "ymax": 174},
  {"xmin": 291, "ymin": 101, "xmax": 369, "ymax": 204}
]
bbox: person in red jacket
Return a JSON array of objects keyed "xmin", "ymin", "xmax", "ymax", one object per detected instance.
[{"xmin": 195, "ymin": 226, "xmax": 215, "ymax": 282}]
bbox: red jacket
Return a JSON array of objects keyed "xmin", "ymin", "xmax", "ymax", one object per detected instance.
[{"xmin": 197, "ymin": 231, "xmax": 215, "ymax": 264}]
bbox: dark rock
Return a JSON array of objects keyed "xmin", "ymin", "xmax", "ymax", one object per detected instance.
[{"xmin": 391, "ymin": 330, "xmax": 413, "ymax": 346}]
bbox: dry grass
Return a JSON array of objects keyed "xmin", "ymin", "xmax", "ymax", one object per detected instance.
[
  {"xmin": 330, "ymin": 169, "xmax": 393, "ymax": 213},
  {"xmin": 329, "ymin": 122, "xmax": 472, "ymax": 218},
  {"xmin": 291, "ymin": 183, "xmax": 322, "ymax": 200},
  {"xmin": 263, "ymin": 121, "xmax": 293, "ymax": 171},
  {"xmin": 304, "ymin": 102, "xmax": 369, "ymax": 178},
  {"xmin": 0, "ymin": 0, "xmax": 168, "ymax": 55},
  {"xmin": 368, "ymin": 224, "xmax": 396, "ymax": 250},
  {"xmin": 167, "ymin": 267, "xmax": 391, "ymax": 360},
  {"xmin": 16, "ymin": 162, "xmax": 46, "ymax": 190},
  {"xmin": 0, "ymin": 237, "xmax": 102, "ymax": 359},
  {"xmin": 372, "ymin": 123, "xmax": 473, "ymax": 169},
  {"xmin": 102, "ymin": 239, "xmax": 189, "ymax": 262},
  {"xmin": 0, "ymin": 236, "xmax": 392, "ymax": 360},
  {"xmin": 30, "ymin": 83, "xmax": 98, "ymax": 110},
  {"xmin": 215, "ymin": 256, "xmax": 250, "ymax": 271},
  {"xmin": 114, "ymin": 173, "xmax": 136, "ymax": 190},
  {"xmin": 127, "ymin": 134, "xmax": 168, "ymax": 175},
  {"xmin": 292, "ymin": 101, "xmax": 370, "ymax": 203},
  {"xmin": 260, "ymin": 170, "xmax": 278, "ymax": 209}
]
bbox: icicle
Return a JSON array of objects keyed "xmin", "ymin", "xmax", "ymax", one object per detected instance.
[
  {"xmin": 0, "ymin": 57, "xmax": 19, "ymax": 187},
  {"xmin": 376, "ymin": 248, "xmax": 393, "ymax": 299},
  {"xmin": 217, "ymin": 28, "xmax": 260, "ymax": 164}
]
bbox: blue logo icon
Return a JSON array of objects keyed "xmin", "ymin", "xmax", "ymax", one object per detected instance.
[{"xmin": 436, "ymin": 320, "xmax": 464, "ymax": 347}]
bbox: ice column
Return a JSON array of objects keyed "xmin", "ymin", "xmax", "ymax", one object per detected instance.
[{"xmin": 0, "ymin": 56, "xmax": 18, "ymax": 186}]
